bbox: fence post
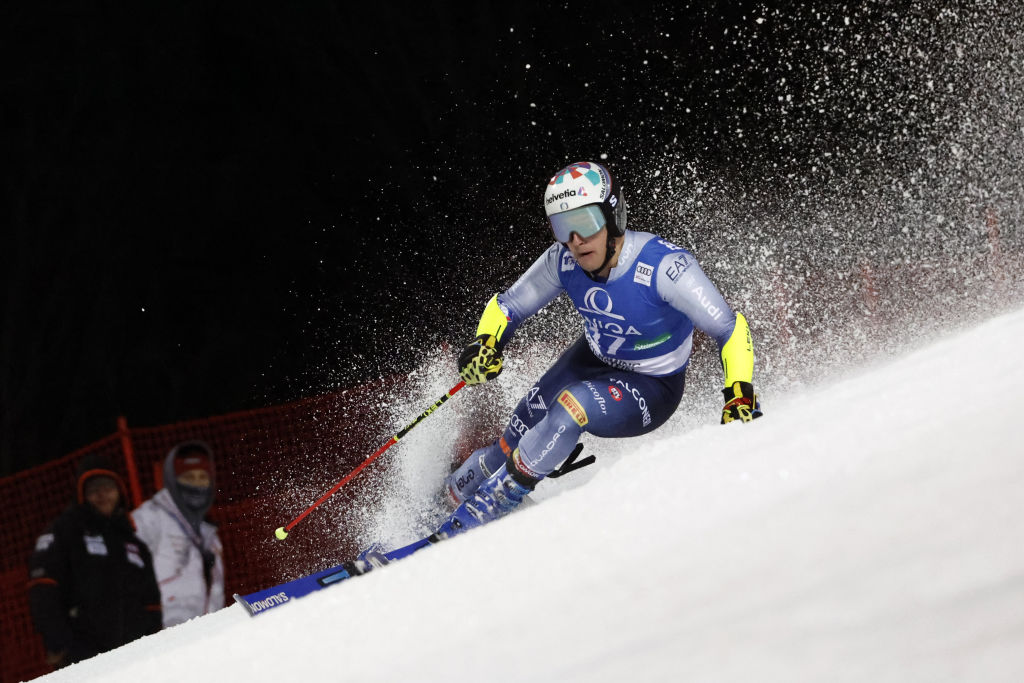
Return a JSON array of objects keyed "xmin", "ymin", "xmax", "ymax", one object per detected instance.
[{"xmin": 117, "ymin": 416, "xmax": 143, "ymax": 508}]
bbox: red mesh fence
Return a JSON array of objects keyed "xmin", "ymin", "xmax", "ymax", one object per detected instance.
[{"xmin": 0, "ymin": 376, "xmax": 421, "ymax": 683}]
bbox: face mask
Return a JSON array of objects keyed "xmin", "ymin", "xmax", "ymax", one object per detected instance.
[{"xmin": 177, "ymin": 482, "xmax": 211, "ymax": 512}]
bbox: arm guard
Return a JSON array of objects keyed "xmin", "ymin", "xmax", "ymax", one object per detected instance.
[
  {"xmin": 720, "ymin": 312, "xmax": 754, "ymax": 387},
  {"xmin": 475, "ymin": 294, "xmax": 513, "ymax": 347}
]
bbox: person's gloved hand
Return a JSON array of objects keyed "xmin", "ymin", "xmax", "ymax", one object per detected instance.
[
  {"xmin": 721, "ymin": 381, "xmax": 763, "ymax": 424},
  {"xmin": 458, "ymin": 334, "xmax": 503, "ymax": 385}
]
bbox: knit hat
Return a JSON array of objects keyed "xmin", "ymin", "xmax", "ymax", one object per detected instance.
[
  {"xmin": 172, "ymin": 443, "xmax": 215, "ymax": 480},
  {"xmin": 75, "ymin": 453, "xmax": 128, "ymax": 506}
]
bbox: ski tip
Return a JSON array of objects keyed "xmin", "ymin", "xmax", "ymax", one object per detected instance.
[
  {"xmin": 274, "ymin": 527, "xmax": 289, "ymax": 540},
  {"xmin": 233, "ymin": 593, "xmax": 256, "ymax": 617}
]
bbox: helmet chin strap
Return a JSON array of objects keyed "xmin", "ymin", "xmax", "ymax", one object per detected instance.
[{"xmin": 584, "ymin": 230, "xmax": 619, "ymax": 280}]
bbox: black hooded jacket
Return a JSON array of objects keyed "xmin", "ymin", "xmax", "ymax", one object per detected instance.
[{"xmin": 27, "ymin": 455, "xmax": 162, "ymax": 665}]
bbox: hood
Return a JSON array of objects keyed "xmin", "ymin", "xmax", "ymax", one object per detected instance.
[
  {"xmin": 75, "ymin": 453, "xmax": 129, "ymax": 507},
  {"xmin": 162, "ymin": 440, "xmax": 216, "ymax": 529}
]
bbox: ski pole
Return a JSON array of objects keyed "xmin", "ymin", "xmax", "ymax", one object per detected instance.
[{"xmin": 275, "ymin": 380, "xmax": 467, "ymax": 540}]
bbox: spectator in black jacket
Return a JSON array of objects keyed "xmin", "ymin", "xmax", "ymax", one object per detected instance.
[{"xmin": 27, "ymin": 454, "xmax": 162, "ymax": 669}]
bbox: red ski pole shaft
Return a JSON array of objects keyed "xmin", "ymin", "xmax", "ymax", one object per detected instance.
[{"xmin": 275, "ymin": 380, "xmax": 467, "ymax": 540}]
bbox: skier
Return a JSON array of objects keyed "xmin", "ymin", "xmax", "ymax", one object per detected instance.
[
  {"xmin": 237, "ymin": 161, "xmax": 764, "ymax": 611},
  {"xmin": 434, "ymin": 160, "xmax": 761, "ymax": 538},
  {"xmin": 132, "ymin": 441, "xmax": 225, "ymax": 627}
]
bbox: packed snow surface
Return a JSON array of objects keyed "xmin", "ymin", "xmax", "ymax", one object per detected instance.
[{"xmin": 38, "ymin": 308, "xmax": 1024, "ymax": 682}]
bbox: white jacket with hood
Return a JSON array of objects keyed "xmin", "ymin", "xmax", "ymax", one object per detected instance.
[{"xmin": 132, "ymin": 442, "xmax": 225, "ymax": 627}]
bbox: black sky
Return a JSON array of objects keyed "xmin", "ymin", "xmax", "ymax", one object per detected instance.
[{"xmin": 2, "ymin": 1, "xmax": 933, "ymax": 474}]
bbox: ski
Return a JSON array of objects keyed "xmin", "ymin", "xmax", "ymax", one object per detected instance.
[
  {"xmin": 235, "ymin": 446, "xmax": 598, "ymax": 616},
  {"xmin": 233, "ymin": 536, "xmax": 434, "ymax": 616}
]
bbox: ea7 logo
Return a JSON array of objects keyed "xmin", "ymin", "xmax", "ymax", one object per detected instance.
[
  {"xmin": 526, "ymin": 387, "xmax": 547, "ymax": 417},
  {"xmin": 666, "ymin": 254, "xmax": 693, "ymax": 282}
]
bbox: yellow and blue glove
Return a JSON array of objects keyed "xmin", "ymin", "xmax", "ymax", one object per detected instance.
[
  {"xmin": 458, "ymin": 334, "xmax": 503, "ymax": 385},
  {"xmin": 721, "ymin": 381, "xmax": 762, "ymax": 424}
]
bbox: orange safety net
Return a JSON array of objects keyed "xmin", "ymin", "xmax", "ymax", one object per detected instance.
[{"xmin": 0, "ymin": 376, "xmax": 440, "ymax": 683}]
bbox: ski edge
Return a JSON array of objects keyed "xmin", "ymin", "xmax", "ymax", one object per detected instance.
[
  {"xmin": 234, "ymin": 536, "xmax": 437, "ymax": 617},
  {"xmin": 233, "ymin": 562, "xmax": 356, "ymax": 616}
]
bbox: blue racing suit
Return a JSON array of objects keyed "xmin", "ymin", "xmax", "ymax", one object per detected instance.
[{"xmin": 447, "ymin": 230, "xmax": 751, "ymax": 503}]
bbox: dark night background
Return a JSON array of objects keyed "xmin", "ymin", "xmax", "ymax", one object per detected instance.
[{"xmin": 3, "ymin": 1, "xmax": 1005, "ymax": 475}]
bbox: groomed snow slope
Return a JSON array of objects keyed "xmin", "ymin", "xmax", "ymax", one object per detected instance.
[{"xmin": 38, "ymin": 308, "xmax": 1024, "ymax": 683}]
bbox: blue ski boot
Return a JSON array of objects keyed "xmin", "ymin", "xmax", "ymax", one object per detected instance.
[
  {"xmin": 444, "ymin": 440, "xmax": 506, "ymax": 507},
  {"xmin": 432, "ymin": 461, "xmax": 534, "ymax": 540},
  {"xmin": 349, "ymin": 542, "xmax": 391, "ymax": 574}
]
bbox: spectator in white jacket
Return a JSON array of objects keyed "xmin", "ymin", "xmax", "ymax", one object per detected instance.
[{"xmin": 132, "ymin": 441, "xmax": 225, "ymax": 627}]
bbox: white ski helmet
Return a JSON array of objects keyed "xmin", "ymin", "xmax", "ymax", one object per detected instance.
[{"xmin": 543, "ymin": 161, "xmax": 627, "ymax": 243}]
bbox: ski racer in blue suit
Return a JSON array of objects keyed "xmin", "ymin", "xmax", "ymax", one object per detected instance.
[{"xmin": 432, "ymin": 161, "xmax": 761, "ymax": 540}]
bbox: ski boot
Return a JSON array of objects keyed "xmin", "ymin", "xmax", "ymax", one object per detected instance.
[
  {"xmin": 432, "ymin": 462, "xmax": 534, "ymax": 540},
  {"xmin": 346, "ymin": 542, "xmax": 391, "ymax": 575},
  {"xmin": 445, "ymin": 441, "xmax": 505, "ymax": 507}
]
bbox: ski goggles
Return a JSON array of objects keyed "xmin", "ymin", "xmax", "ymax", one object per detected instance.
[{"xmin": 548, "ymin": 204, "xmax": 607, "ymax": 243}]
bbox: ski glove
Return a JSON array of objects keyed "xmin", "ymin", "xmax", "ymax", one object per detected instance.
[
  {"xmin": 458, "ymin": 334, "xmax": 504, "ymax": 385},
  {"xmin": 721, "ymin": 381, "xmax": 762, "ymax": 424}
]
